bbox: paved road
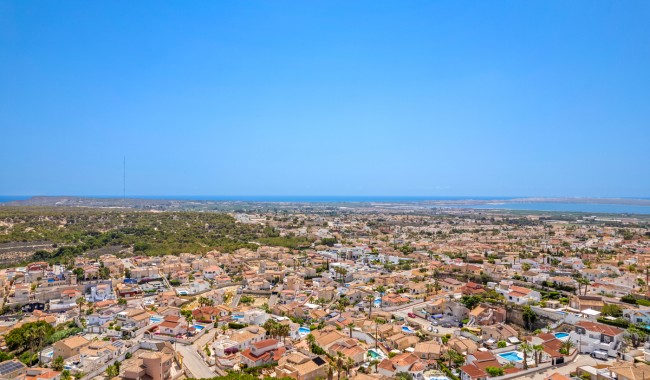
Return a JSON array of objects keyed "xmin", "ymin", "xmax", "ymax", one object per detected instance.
[{"xmin": 176, "ymin": 342, "xmax": 219, "ymax": 379}]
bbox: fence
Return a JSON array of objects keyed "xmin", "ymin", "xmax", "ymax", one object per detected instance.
[
  {"xmin": 79, "ymin": 343, "xmax": 141, "ymax": 380},
  {"xmin": 491, "ymin": 348, "xmax": 578, "ymax": 380}
]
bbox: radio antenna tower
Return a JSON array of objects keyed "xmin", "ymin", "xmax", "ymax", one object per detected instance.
[{"xmin": 123, "ymin": 156, "xmax": 126, "ymax": 201}]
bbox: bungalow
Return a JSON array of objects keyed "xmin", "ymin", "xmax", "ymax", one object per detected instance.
[
  {"xmin": 275, "ymin": 351, "xmax": 329, "ymax": 380},
  {"xmin": 440, "ymin": 278, "xmax": 464, "ymax": 293},
  {"xmin": 377, "ymin": 353, "xmax": 426, "ymax": 378},
  {"xmin": 54, "ymin": 336, "xmax": 91, "ymax": 359},
  {"xmin": 624, "ymin": 307, "xmax": 650, "ymax": 326},
  {"xmin": 202, "ymin": 265, "xmax": 223, "ymax": 280},
  {"xmin": 192, "ymin": 306, "xmax": 223, "ymax": 323},
  {"xmin": 413, "ymin": 341, "xmax": 443, "ymax": 360},
  {"xmin": 448, "ymin": 337, "xmax": 479, "ymax": 355},
  {"xmin": 382, "ymin": 293, "xmax": 410, "ymax": 307},
  {"xmin": 329, "ymin": 339, "xmax": 366, "ymax": 365},
  {"xmin": 469, "ymin": 305, "xmax": 506, "ymax": 326},
  {"xmin": 502, "ymin": 286, "xmax": 541, "ymax": 305},
  {"xmin": 481, "ymin": 323, "xmax": 518, "ymax": 344},
  {"xmin": 240, "ymin": 339, "xmax": 285, "ymax": 368},
  {"xmin": 158, "ymin": 315, "xmax": 188, "ymax": 337},
  {"xmin": 460, "ymin": 364, "xmax": 488, "ymax": 380},
  {"xmin": 461, "ymin": 282, "xmax": 486, "ymax": 296},
  {"xmin": 571, "ymin": 321, "xmax": 625, "ymax": 356}
]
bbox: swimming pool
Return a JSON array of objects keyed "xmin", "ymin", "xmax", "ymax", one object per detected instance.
[
  {"xmin": 402, "ymin": 326, "xmax": 416, "ymax": 334},
  {"xmin": 368, "ymin": 349, "xmax": 385, "ymax": 360},
  {"xmin": 427, "ymin": 376, "xmax": 450, "ymax": 380},
  {"xmin": 374, "ymin": 298, "xmax": 381, "ymax": 307},
  {"xmin": 298, "ymin": 327, "xmax": 311, "ymax": 335},
  {"xmin": 150, "ymin": 316, "xmax": 163, "ymax": 323},
  {"xmin": 498, "ymin": 351, "xmax": 524, "ymax": 362},
  {"xmin": 232, "ymin": 315, "xmax": 244, "ymax": 320},
  {"xmin": 193, "ymin": 324, "xmax": 205, "ymax": 331},
  {"xmin": 554, "ymin": 332, "xmax": 569, "ymax": 339}
]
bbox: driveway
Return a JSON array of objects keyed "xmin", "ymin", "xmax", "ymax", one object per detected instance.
[{"xmin": 176, "ymin": 342, "xmax": 218, "ymax": 379}]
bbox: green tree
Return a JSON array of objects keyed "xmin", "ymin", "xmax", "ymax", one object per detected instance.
[
  {"xmin": 106, "ymin": 364, "xmax": 118, "ymax": 378},
  {"xmin": 522, "ymin": 306, "xmax": 537, "ymax": 330},
  {"xmin": 485, "ymin": 367, "xmax": 504, "ymax": 377},
  {"xmin": 52, "ymin": 356, "xmax": 65, "ymax": 371},
  {"xmin": 519, "ymin": 342, "xmax": 532, "ymax": 370}
]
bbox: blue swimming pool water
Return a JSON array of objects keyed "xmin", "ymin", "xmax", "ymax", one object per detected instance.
[
  {"xmin": 193, "ymin": 325, "xmax": 205, "ymax": 331},
  {"xmin": 150, "ymin": 317, "xmax": 162, "ymax": 323},
  {"xmin": 498, "ymin": 351, "xmax": 523, "ymax": 362},
  {"xmin": 368, "ymin": 349, "xmax": 384, "ymax": 359},
  {"xmin": 402, "ymin": 326, "xmax": 416, "ymax": 333},
  {"xmin": 232, "ymin": 315, "xmax": 244, "ymax": 320},
  {"xmin": 554, "ymin": 332, "xmax": 569, "ymax": 339},
  {"xmin": 298, "ymin": 327, "xmax": 310, "ymax": 334}
]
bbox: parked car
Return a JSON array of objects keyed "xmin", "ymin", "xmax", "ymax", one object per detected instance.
[
  {"xmin": 408, "ymin": 313, "xmax": 417, "ymax": 318},
  {"xmin": 592, "ymin": 350, "xmax": 608, "ymax": 360}
]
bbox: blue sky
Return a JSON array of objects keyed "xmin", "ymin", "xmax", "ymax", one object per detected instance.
[{"xmin": 1, "ymin": 1, "xmax": 649, "ymax": 197}]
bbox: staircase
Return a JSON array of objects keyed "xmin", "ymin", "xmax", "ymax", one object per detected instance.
[{"xmin": 231, "ymin": 294, "xmax": 242, "ymax": 308}]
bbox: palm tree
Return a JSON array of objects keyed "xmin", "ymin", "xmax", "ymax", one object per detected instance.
[
  {"xmin": 263, "ymin": 319, "xmax": 278, "ymax": 339},
  {"xmin": 425, "ymin": 283, "xmax": 435, "ymax": 299},
  {"xmin": 336, "ymin": 352, "xmax": 344, "ymax": 380},
  {"xmin": 278, "ymin": 324, "xmax": 290, "ymax": 343},
  {"xmin": 345, "ymin": 356, "xmax": 354, "ymax": 377},
  {"xmin": 561, "ymin": 339, "xmax": 575, "ymax": 355},
  {"xmin": 578, "ymin": 277, "xmax": 590, "ymax": 296},
  {"xmin": 373, "ymin": 318, "xmax": 382, "ymax": 350},
  {"xmin": 347, "ymin": 322, "xmax": 356, "ymax": 338},
  {"xmin": 365, "ymin": 294, "xmax": 375, "ymax": 319},
  {"xmin": 76, "ymin": 297, "xmax": 85, "ymax": 313},
  {"xmin": 306, "ymin": 333, "xmax": 316, "ymax": 352},
  {"xmin": 533, "ymin": 345, "xmax": 543, "ymax": 366},
  {"xmin": 519, "ymin": 342, "xmax": 532, "ymax": 370},
  {"xmin": 370, "ymin": 359, "xmax": 380, "ymax": 373}
]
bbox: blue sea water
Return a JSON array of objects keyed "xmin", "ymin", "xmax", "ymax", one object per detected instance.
[
  {"xmin": 466, "ymin": 202, "xmax": 650, "ymax": 215},
  {"xmin": 1, "ymin": 195, "xmax": 649, "ymax": 214},
  {"xmin": 0, "ymin": 196, "xmax": 30, "ymax": 203},
  {"xmin": 103, "ymin": 195, "xmax": 513, "ymax": 203}
]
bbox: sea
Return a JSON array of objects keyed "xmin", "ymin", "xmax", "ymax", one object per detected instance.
[{"xmin": 0, "ymin": 195, "xmax": 649, "ymax": 215}]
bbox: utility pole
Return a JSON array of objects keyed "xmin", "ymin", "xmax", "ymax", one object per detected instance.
[{"xmin": 123, "ymin": 156, "xmax": 126, "ymax": 201}]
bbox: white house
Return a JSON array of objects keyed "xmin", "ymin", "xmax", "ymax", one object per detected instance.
[{"xmin": 570, "ymin": 321, "xmax": 625, "ymax": 357}]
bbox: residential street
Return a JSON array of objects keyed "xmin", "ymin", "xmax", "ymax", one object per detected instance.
[{"xmin": 176, "ymin": 342, "xmax": 219, "ymax": 379}]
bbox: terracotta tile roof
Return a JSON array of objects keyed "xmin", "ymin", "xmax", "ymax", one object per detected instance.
[
  {"xmin": 252, "ymin": 339, "xmax": 278, "ymax": 349},
  {"xmin": 461, "ymin": 364, "xmax": 488, "ymax": 379},
  {"xmin": 576, "ymin": 321, "xmax": 624, "ymax": 336}
]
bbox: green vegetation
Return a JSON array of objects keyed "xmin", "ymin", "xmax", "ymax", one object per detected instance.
[
  {"xmin": 522, "ymin": 305, "xmax": 537, "ymax": 330},
  {"xmin": 0, "ymin": 207, "xmax": 319, "ymax": 266},
  {"xmin": 227, "ymin": 322, "xmax": 248, "ymax": 330},
  {"xmin": 597, "ymin": 317, "xmax": 630, "ymax": 328},
  {"xmin": 240, "ymin": 295, "xmax": 255, "ymax": 306},
  {"xmin": 486, "ymin": 367, "xmax": 504, "ymax": 377}
]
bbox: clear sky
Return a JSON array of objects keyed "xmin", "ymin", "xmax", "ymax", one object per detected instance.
[{"xmin": 1, "ymin": 1, "xmax": 649, "ymax": 197}]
